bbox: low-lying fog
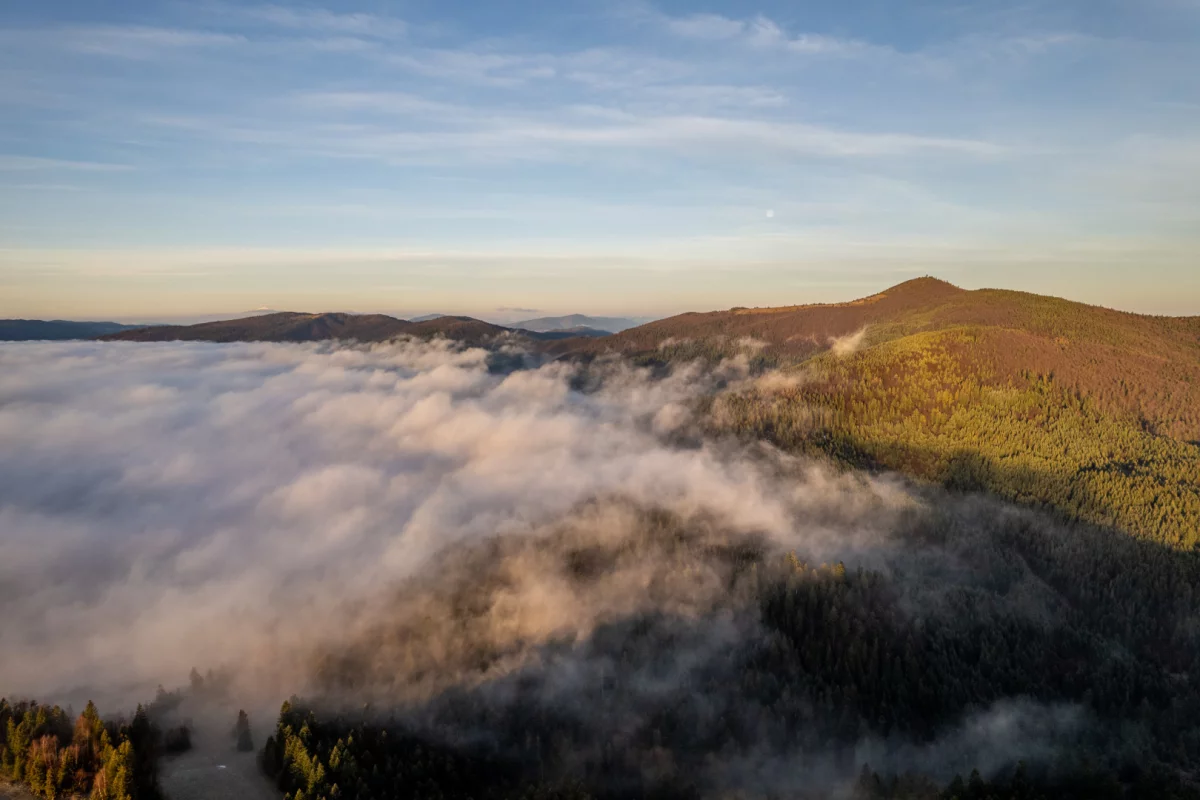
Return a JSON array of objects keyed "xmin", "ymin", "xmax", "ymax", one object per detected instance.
[
  {"xmin": 0, "ymin": 339, "xmax": 883, "ymax": 699},
  {"xmin": 0, "ymin": 338, "xmax": 1101, "ymax": 794}
]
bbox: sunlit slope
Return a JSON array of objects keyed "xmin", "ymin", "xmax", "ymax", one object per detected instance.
[
  {"xmin": 717, "ymin": 327, "xmax": 1200, "ymax": 547},
  {"xmin": 578, "ymin": 278, "xmax": 1200, "ymax": 547},
  {"xmin": 567, "ymin": 276, "xmax": 970, "ymax": 361}
]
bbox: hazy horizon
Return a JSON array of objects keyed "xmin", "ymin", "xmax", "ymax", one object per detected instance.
[
  {"xmin": 5, "ymin": 272, "xmax": 1200, "ymax": 327},
  {"xmin": 1, "ymin": 0, "xmax": 1198, "ymax": 320}
]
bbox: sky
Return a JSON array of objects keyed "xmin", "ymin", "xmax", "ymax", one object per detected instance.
[{"xmin": 0, "ymin": 0, "xmax": 1197, "ymax": 321}]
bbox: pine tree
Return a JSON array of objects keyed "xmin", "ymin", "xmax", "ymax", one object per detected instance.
[{"xmin": 234, "ymin": 710, "xmax": 255, "ymax": 753}]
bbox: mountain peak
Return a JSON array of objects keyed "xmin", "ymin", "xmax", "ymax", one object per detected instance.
[{"xmin": 879, "ymin": 276, "xmax": 964, "ymax": 301}]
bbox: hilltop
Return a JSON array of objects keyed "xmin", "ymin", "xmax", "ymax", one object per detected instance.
[
  {"xmin": 569, "ymin": 277, "xmax": 1200, "ymax": 548},
  {"xmin": 562, "ymin": 276, "xmax": 1200, "ymax": 441},
  {"xmin": 571, "ymin": 277, "xmax": 969, "ymax": 357}
]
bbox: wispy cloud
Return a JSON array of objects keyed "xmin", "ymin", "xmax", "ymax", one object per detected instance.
[
  {"xmin": 139, "ymin": 102, "xmax": 1005, "ymax": 167},
  {"xmin": 635, "ymin": 84, "xmax": 788, "ymax": 110},
  {"xmin": 56, "ymin": 24, "xmax": 246, "ymax": 58},
  {"xmin": 662, "ymin": 12, "xmax": 746, "ymax": 41},
  {"xmin": 0, "ymin": 155, "xmax": 132, "ymax": 172},
  {"xmin": 245, "ymin": 5, "xmax": 407, "ymax": 38},
  {"xmin": 0, "ymin": 1, "xmax": 1196, "ymax": 317},
  {"xmin": 658, "ymin": 10, "xmax": 881, "ymax": 56},
  {"xmin": 385, "ymin": 48, "xmax": 558, "ymax": 87},
  {"xmin": 288, "ymin": 90, "xmax": 468, "ymax": 118}
]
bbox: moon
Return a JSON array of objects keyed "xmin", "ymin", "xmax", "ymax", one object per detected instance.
[{"xmin": 765, "ymin": 209, "xmax": 775, "ymax": 218}]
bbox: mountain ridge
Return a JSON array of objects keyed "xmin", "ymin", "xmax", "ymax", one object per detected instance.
[
  {"xmin": 511, "ymin": 313, "xmax": 644, "ymax": 333},
  {"xmin": 0, "ymin": 319, "xmax": 144, "ymax": 341},
  {"xmin": 97, "ymin": 310, "xmax": 599, "ymax": 346}
]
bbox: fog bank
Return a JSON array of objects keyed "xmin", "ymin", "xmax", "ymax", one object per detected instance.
[
  {"xmin": 0, "ymin": 340, "xmax": 909, "ymax": 705},
  {"xmin": 1, "ymin": 339, "xmax": 1116, "ymax": 795}
]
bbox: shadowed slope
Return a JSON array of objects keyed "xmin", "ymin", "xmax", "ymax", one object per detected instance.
[
  {"xmin": 0, "ymin": 319, "xmax": 143, "ymax": 341},
  {"xmin": 102, "ymin": 312, "xmax": 413, "ymax": 343},
  {"xmin": 97, "ymin": 310, "xmax": 609, "ymax": 347},
  {"xmin": 407, "ymin": 315, "xmax": 516, "ymax": 345},
  {"xmin": 100, "ymin": 311, "xmax": 541, "ymax": 346},
  {"xmin": 512, "ymin": 314, "xmax": 640, "ymax": 333}
]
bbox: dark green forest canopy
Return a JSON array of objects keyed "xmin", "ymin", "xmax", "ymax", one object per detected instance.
[{"xmin": 258, "ymin": 492, "xmax": 1200, "ymax": 800}]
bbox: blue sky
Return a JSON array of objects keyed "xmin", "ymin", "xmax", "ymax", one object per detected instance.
[{"xmin": 0, "ymin": 0, "xmax": 1197, "ymax": 321}]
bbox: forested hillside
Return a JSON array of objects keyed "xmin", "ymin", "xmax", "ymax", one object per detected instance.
[
  {"xmin": 257, "ymin": 495, "xmax": 1200, "ymax": 799},
  {"xmin": 563, "ymin": 278, "xmax": 1200, "ymax": 548}
]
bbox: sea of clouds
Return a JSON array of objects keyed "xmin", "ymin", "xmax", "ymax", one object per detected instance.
[
  {"xmin": 0, "ymin": 338, "xmax": 1103, "ymax": 796},
  {"xmin": 0, "ymin": 339, "xmax": 920, "ymax": 705}
]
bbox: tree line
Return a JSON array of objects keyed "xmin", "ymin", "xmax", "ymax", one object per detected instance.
[{"xmin": 0, "ymin": 700, "xmax": 159, "ymax": 800}]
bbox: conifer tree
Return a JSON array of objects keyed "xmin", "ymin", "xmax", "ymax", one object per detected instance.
[{"xmin": 234, "ymin": 710, "xmax": 255, "ymax": 753}]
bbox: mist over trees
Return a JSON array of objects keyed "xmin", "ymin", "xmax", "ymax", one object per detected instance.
[{"xmin": 253, "ymin": 492, "xmax": 1200, "ymax": 799}]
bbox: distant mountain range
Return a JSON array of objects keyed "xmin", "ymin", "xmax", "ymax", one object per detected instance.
[
  {"xmin": 0, "ymin": 311, "xmax": 645, "ymax": 342},
  {"xmin": 98, "ymin": 312, "xmax": 519, "ymax": 345},
  {"xmin": 0, "ymin": 319, "xmax": 144, "ymax": 341},
  {"xmin": 404, "ymin": 312, "xmax": 640, "ymax": 334},
  {"xmin": 91, "ymin": 311, "xmax": 621, "ymax": 346},
  {"xmin": 524, "ymin": 325, "xmax": 611, "ymax": 339},
  {"xmin": 511, "ymin": 314, "xmax": 643, "ymax": 333}
]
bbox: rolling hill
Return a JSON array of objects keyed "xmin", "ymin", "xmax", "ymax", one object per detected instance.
[
  {"xmin": 0, "ymin": 319, "xmax": 143, "ymax": 341},
  {"xmin": 100, "ymin": 311, "xmax": 547, "ymax": 346},
  {"xmin": 522, "ymin": 325, "xmax": 611, "ymax": 340},
  {"xmin": 511, "ymin": 313, "xmax": 643, "ymax": 333},
  {"xmin": 103, "ymin": 312, "xmax": 411, "ymax": 343},
  {"xmin": 562, "ymin": 277, "xmax": 1200, "ymax": 547}
]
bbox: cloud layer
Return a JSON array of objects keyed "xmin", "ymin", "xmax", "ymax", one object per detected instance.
[
  {"xmin": 8, "ymin": 339, "xmax": 1163, "ymax": 795},
  {"xmin": 0, "ymin": 339, "xmax": 914, "ymax": 706}
]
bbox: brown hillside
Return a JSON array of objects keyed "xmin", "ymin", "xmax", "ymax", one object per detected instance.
[
  {"xmin": 561, "ymin": 277, "xmax": 966, "ymax": 359},
  {"xmin": 407, "ymin": 316, "xmax": 515, "ymax": 345},
  {"xmin": 560, "ymin": 277, "xmax": 1200, "ymax": 442}
]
